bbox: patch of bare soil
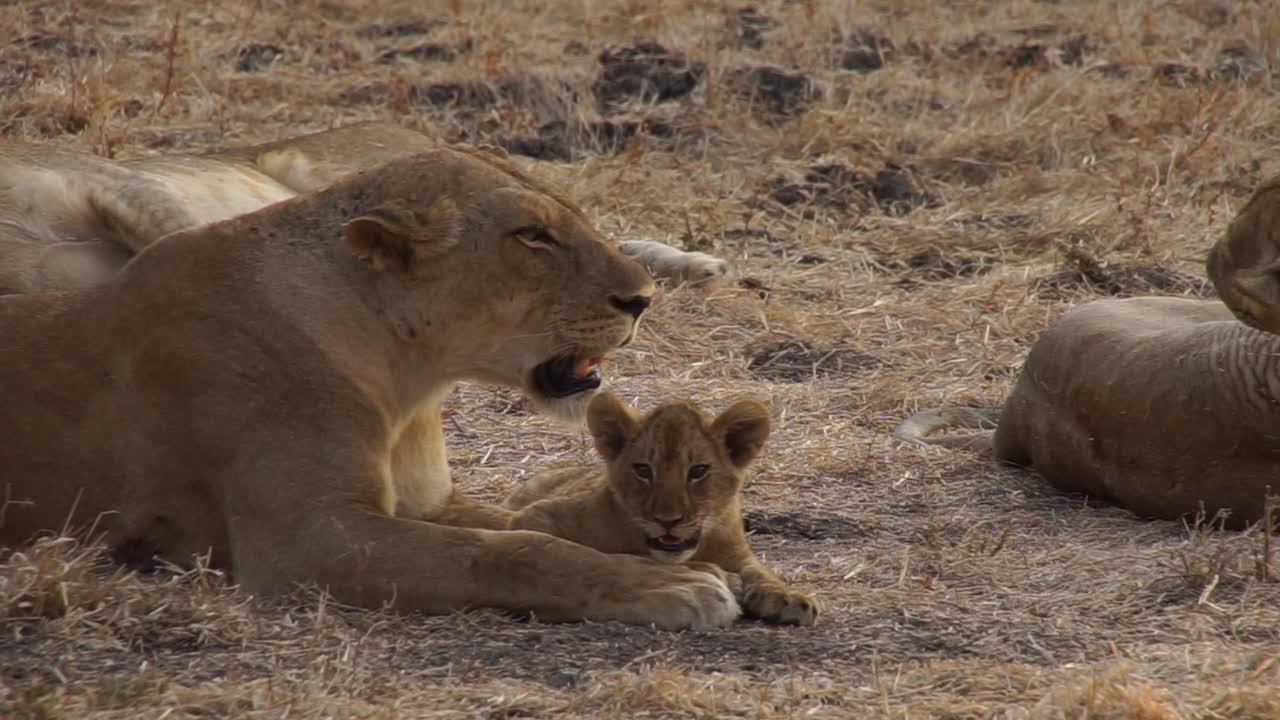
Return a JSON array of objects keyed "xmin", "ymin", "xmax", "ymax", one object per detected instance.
[{"xmin": 746, "ymin": 340, "xmax": 886, "ymax": 381}]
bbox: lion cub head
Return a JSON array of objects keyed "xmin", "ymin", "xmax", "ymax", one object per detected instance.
[
  {"xmin": 336, "ymin": 146, "xmax": 655, "ymax": 422},
  {"xmin": 585, "ymin": 392, "xmax": 771, "ymax": 563}
]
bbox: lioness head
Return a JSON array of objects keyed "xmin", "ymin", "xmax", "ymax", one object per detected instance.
[
  {"xmin": 585, "ymin": 392, "xmax": 771, "ymax": 563},
  {"xmin": 338, "ymin": 146, "xmax": 654, "ymax": 421},
  {"xmin": 1208, "ymin": 175, "xmax": 1280, "ymax": 334}
]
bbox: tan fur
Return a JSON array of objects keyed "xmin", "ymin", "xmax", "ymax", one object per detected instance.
[
  {"xmin": 0, "ymin": 123, "xmax": 438, "ymax": 294},
  {"xmin": 0, "ymin": 146, "xmax": 747, "ymax": 630},
  {"xmin": 1207, "ymin": 175, "xmax": 1280, "ymax": 334},
  {"xmin": 617, "ymin": 239, "xmax": 732, "ymax": 287},
  {"xmin": 897, "ymin": 295, "xmax": 1280, "ymax": 527},
  {"xmin": 898, "ymin": 179, "xmax": 1280, "ymax": 526},
  {"xmin": 505, "ymin": 392, "xmax": 818, "ymax": 625}
]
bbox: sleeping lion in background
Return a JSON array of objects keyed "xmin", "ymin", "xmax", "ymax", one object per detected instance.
[{"xmin": 896, "ymin": 177, "xmax": 1280, "ymax": 528}]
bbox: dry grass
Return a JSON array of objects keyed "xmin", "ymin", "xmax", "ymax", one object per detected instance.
[{"xmin": 4, "ymin": 0, "xmax": 1280, "ymax": 716}]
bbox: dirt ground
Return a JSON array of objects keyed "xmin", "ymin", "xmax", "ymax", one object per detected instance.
[{"xmin": 3, "ymin": 0, "xmax": 1280, "ymax": 717}]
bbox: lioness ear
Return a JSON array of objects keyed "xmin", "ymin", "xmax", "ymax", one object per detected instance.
[
  {"xmin": 342, "ymin": 198, "xmax": 460, "ymax": 273},
  {"xmin": 587, "ymin": 392, "xmax": 639, "ymax": 462},
  {"xmin": 711, "ymin": 400, "xmax": 771, "ymax": 470}
]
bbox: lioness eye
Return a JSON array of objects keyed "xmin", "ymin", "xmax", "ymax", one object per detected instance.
[
  {"xmin": 632, "ymin": 463, "xmax": 653, "ymax": 482},
  {"xmin": 516, "ymin": 227, "xmax": 559, "ymax": 249},
  {"xmin": 687, "ymin": 464, "xmax": 710, "ymax": 482}
]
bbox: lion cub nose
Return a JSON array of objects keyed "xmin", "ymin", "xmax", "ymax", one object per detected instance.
[
  {"xmin": 610, "ymin": 293, "xmax": 652, "ymax": 319},
  {"xmin": 655, "ymin": 515, "xmax": 684, "ymax": 531}
]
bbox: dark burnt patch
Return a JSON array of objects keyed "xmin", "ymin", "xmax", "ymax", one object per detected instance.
[
  {"xmin": 884, "ymin": 248, "xmax": 997, "ymax": 289},
  {"xmin": 1035, "ymin": 249, "xmax": 1212, "ymax": 301},
  {"xmin": 229, "ymin": 43, "xmax": 286, "ymax": 73},
  {"xmin": 929, "ymin": 32, "xmax": 1097, "ymax": 71},
  {"xmin": 871, "ymin": 162, "xmax": 936, "ymax": 215},
  {"xmin": 724, "ymin": 65, "xmax": 823, "ymax": 118},
  {"xmin": 746, "ymin": 340, "xmax": 887, "ymax": 382},
  {"xmin": 1153, "ymin": 63, "xmax": 1205, "ymax": 88},
  {"xmin": 1212, "ymin": 44, "xmax": 1267, "ymax": 83},
  {"xmin": 726, "ymin": 7, "xmax": 777, "ymax": 50},
  {"xmin": 839, "ymin": 29, "xmax": 895, "ymax": 72},
  {"xmin": 594, "ymin": 40, "xmax": 705, "ymax": 110},
  {"xmin": 762, "ymin": 163, "xmax": 871, "ymax": 219},
  {"xmin": 499, "ymin": 117, "xmax": 676, "ymax": 161},
  {"xmin": 743, "ymin": 510, "xmax": 867, "ymax": 541},
  {"xmin": 376, "ymin": 39, "xmax": 471, "ymax": 64}
]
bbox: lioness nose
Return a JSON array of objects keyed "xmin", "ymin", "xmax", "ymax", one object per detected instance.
[{"xmin": 610, "ymin": 293, "xmax": 651, "ymax": 319}]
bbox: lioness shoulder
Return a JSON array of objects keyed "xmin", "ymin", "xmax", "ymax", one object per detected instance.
[{"xmin": 505, "ymin": 391, "xmax": 819, "ymax": 625}]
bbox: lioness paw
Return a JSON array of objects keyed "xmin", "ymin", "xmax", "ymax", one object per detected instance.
[
  {"xmin": 682, "ymin": 561, "xmax": 743, "ymax": 596},
  {"xmin": 602, "ymin": 561, "xmax": 742, "ymax": 630},
  {"xmin": 744, "ymin": 585, "xmax": 819, "ymax": 626}
]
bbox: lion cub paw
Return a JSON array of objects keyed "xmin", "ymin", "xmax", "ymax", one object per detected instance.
[{"xmin": 743, "ymin": 584, "xmax": 820, "ymax": 626}]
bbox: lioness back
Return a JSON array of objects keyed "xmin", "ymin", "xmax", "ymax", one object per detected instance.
[{"xmin": 505, "ymin": 392, "xmax": 819, "ymax": 625}]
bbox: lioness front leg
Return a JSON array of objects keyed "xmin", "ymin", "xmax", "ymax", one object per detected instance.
[
  {"xmin": 225, "ymin": 453, "xmax": 740, "ymax": 630},
  {"xmin": 233, "ymin": 510, "xmax": 740, "ymax": 630}
]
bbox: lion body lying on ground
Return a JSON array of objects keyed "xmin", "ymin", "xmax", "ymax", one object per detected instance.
[
  {"xmin": 897, "ymin": 177, "xmax": 1280, "ymax": 527},
  {"xmin": 0, "ymin": 145, "xmax": 743, "ymax": 629},
  {"xmin": 504, "ymin": 392, "xmax": 819, "ymax": 625},
  {"xmin": 0, "ymin": 124, "xmax": 436, "ymax": 293},
  {"xmin": 0, "ymin": 124, "xmax": 730, "ymax": 293}
]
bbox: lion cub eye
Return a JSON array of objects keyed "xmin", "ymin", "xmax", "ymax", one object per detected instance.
[
  {"xmin": 515, "ymin": 227, "xmax": 560, "ymax": 250},
  {"xmin": 687, "ymin": 464, "xmax": 710, "ymax": 483},
  {"xmin": 632, "ymin": 463, "xmax": 653, "ymax": 482}
]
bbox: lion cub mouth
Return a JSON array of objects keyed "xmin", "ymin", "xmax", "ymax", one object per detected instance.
[
  {"xmin": 533, "ymin": 353, "xmax": 605, "ymax": 398},
  {"xmin": 647, "ymin": 531, "xmax": 701, "ymax": 557}
]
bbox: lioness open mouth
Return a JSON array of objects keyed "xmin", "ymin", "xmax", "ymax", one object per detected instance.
[
  {"xmin": 647, "ymin": 532, "xmax": 701, "ymax": 554},
  {"xmin": 532, "ymin": 353, "xmax": 605, "ymax": 399}
]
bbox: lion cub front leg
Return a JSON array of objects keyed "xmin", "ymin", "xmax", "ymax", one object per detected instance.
[
  {"xmin": 698, "ymin": 521, "xmax": 819, "ymax": 626},
  {"xmin": 736, "ymin": 559, "xmax": 819, "ymax": 626}
]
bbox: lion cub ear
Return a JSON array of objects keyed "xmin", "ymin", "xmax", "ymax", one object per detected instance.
[
  {"xmin": 342, "ymin": 198, "xmax": 461, "ymax": 273},
  {"xmin": 711, "ymin": 400, "xmax": 771, "ymax": 470},
  {"xmin": 586, "ymin": 392, "xmax": 640, "ymax": 462}
]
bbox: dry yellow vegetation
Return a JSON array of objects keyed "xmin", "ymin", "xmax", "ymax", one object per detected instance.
[{"xmin": 3, "ymin": 0, "xmax": 1280, "ymax": 717}]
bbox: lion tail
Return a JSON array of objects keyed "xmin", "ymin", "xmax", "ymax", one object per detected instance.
[{"xmin": 892, "ymin": 407, "xmax": 999, "ymax": 452}]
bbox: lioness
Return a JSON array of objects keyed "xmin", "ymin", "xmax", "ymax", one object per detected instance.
[
  {"xmin": 895, "ymin": 178, "xmax": 1280, "ymax": 528},
  {"xmin": 504, "ymin": 392, "xmax": 819, "ymax": 625},
  {"xmin": 0, "ymin": 124, "xmax": 437, "ymax": 293},
  {"xmin": 0, "ymin": 145, "xmax": 743, "ymax": 629}
]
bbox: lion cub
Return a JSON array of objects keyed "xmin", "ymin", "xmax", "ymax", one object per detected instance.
[{"xmin": 505, "ymin": 392, "xmax": 819, "ymax": 625}]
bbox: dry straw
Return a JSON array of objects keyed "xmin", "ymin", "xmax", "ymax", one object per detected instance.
[{"xmin": 3, "ymin": 0, "xmax": 1279, "ymax": 716}]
